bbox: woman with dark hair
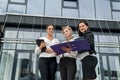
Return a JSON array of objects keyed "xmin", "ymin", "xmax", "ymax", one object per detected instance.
[
  {"xmin": 77, "ymin": 20, "xmax": 98, "ymax": 80},
  {"xmin": 35, "ymin": 24, "xmax": 59, "ymax": 80}
]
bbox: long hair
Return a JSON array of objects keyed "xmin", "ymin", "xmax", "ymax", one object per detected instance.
[{"xmin": 77, "ymin": 20, "xmax": 89, "ymax": 36}]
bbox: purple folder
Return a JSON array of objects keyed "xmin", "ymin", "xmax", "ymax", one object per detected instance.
[{"xmin": 50, "ymin": 39, "xmax": 90, "ymax": 55}]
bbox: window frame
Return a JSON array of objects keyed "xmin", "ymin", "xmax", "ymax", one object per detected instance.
[{"xmin": 62, "ymin": 0, "xmax": 78, "ymax": 9}]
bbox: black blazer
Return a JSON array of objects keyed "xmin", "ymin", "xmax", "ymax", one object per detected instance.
[{"xmin": 79, "ymin": 29, "xmax": 96, "ymax": 54}]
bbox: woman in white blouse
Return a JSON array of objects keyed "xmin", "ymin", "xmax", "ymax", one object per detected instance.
[
  {"xmin": 35, "ymin": 24, "xmax": 59, "ymax": 80},
  {"xmin": 59, "ymin": 26, "xmax": 78, "ymax": 80}
]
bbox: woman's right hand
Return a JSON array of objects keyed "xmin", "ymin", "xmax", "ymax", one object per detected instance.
[{"xmin": 39, "ymin": 41, "xmax": 46, "ymax": 49}]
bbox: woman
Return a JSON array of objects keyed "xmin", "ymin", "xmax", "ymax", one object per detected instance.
[
  {"xmin": 35, "ymin": 24, "xmax": 59, "ymax": 80},
  {"xmin": 77, "ymin": 20, "xmax": 98, "ymax": 80},
  {"xmin": 59, "ymin": 26, "xmax": 77, "ymax": 80}
]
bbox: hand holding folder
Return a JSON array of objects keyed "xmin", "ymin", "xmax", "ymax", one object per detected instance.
[
  {"xmin": 36, "ymin": 39, "xmax": 46, "ymax": 52},
  {"xmin": 50, "ymin": 39, "xmax": 90, "ymax": 55}
]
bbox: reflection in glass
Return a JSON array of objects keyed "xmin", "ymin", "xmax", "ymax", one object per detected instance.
[
  {"xmin": 109, "ymin": 56, "xmax": 120, "ymax": 80},
  {"xmin": 8, "ymin": 4, "xmax": 26, "ymax": 14},
  {"xmin": 112, "ymin": 2, "xmax": 120, "ymax": 10},
  {"xmin": 17, "ymin": 44, "xmax": 35, "ymax": 50},
  {"xmin": 98, "ymin": 35, "xmax": 118, "ymax": 43},
  {"xmin": 5, "ymin": 30, "xmax": 17, "ymax": 38},
  {"xmin": 63, "ymin": 8, "xmax": 78, "ymax": 18},
  {"xmin": 78, "ymin": 0, "xmax": 95, "ymax": 19},
  {"xmin": 10, "ymin": 0, "xmax": 25, "ymax": 3},
  {"xmin": 27, "ymin": 0, "xmax": 44, "ymax": 15},
  {"xmin": 56, "ymin": 32, "xmax": 64, "ymax": 42},
  {"xmin": 41, "ymin": 31, "xmax": 47, "ymax": 37},
  {"xmin": 95, "ymin": 0, "xmax": 112, "ymax": 19},
  {"xmin": 0, "ymin": 0, "xmax": 8, "ymax": 14},
  {"xmin": 113, "ymin": 12, "xmax": 120, "ymax": 20},
  {"xmin": 0, "ymin": 50, "xmax": 15, "ymax": 80},
  {"xmin": 15, "ymin": 52, "xmax": 31, "ymax": 80},
  {"xmin": 100, "ymin": 47, "xmax": 119, "ymax": 53},
  {"xmin": 3, "ymin": 43, "xmax": 16, "ymax": 49},
  {"xmin": 18, "ymin": 31, "xmax": 40, "ymax": 39},
  {"xmin": 45, "ymin": 0, "xmax": 61, "ymax": 16},
  {"xmin": 102, "ymin": 56, "xmax": 109, "ymax": 80},
  {"xmin": 94, "ymin": 35, "xmax": 98, "ymax": 43},
  {"xmin": 63, "ymin": 1, "xmax": 77, "ymax": 8}
]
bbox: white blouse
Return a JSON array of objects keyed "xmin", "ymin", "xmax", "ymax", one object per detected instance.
[{"xmin": 35, "ymin": 37, "xmax": 59, "ymax": 58}]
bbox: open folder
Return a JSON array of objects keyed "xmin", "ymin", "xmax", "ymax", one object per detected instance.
[{"xmin": 50, "ymin": 39, "xmax": 90, "ymax": 55}]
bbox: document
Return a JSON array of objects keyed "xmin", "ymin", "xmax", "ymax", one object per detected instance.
[
  {"xmin": 36, "ymin": 39, "xmax": 46, "ymax": 52},
  {"xmin": 50, "ymin": 39, "xmax": 90, "ymax": 55}
]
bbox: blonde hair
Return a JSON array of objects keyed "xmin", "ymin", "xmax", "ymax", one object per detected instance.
[{"xmin": 62, "ymin": 26, "xmax": 73, "ymax": 34}]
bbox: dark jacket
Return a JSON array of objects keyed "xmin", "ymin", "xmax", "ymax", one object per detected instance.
[{"xmin": 79, "ymin": 29, "xmax": 96, "ymax": 54}]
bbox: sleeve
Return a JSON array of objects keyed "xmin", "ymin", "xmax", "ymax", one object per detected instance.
[
  {"xmin": 34, "ymin": 46, "xmax": 41, "ymax": 55},
  {"xmin": 56, "ymin": 38, "xmax": 60, "ymax": 44},
  {"xmin": 71, "ymin": 51, "xmax": 78, "ymax": 59},
  {"xmin": 85, "ymin": 32, "xmax": 95, "ymax": 54}
]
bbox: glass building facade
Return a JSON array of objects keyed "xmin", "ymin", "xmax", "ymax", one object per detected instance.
[{"xmin": 0, "ymin": 0, "xmax": 120, "ymax": 80}]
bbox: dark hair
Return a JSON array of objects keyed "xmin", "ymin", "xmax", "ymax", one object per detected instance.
[
  {"xmin": 46, "ymin": 24, "xmax": 54, "ymax": 29},
  {"xmin": 77, "ymin": 20, "xmax": 89, "ymax": 36}
]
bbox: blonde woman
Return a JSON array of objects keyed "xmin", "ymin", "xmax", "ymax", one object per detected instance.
[{"xmin": 59, "ymin": 26, "xmax": 77, "ymax": 80}]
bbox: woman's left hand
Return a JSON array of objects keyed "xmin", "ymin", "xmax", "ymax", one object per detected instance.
[{"xmin": 61, "ymin": 46, "xmax": 71, "ymax": 53}]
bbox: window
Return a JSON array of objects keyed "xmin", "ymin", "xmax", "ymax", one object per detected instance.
[
  {"xmin": 112, "ymin": 2, "xmax": 120, "ymax": 10},
  {"xmin": 7, "ymin": 0, "xmax": 27, "ymax": 14},
  {"xmin": 10, "ymin": 0, "xmax": 26, "ymax": 4},
  {"xmin": 63, "ymin": 0, "xmax": 78, "ymax": 8},
  {"xmin": 8, "ymin": 4, "xmax": 26, "ymax": 14}
]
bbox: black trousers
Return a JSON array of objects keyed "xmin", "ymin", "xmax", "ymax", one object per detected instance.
[
  {"xmin": 59, "ymin": 57, "xmax": 76, "ymax": 80},
  {"xmin": 81, "ymin": 55, "xmax": 98, "ymax": 80},
  {"xmin": 39, "ymin": 57, "xmax": 57, "ymax": 80}
]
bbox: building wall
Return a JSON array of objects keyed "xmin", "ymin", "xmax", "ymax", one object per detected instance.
[
  {"xmin": 0, "ymin": 0, "xmax": 120, "ymax": 20},
  {"xmin": 0, "ymin": 0, "xmax": 120, "ymax": 80}
]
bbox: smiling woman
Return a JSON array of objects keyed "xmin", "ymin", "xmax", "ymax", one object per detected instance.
[{"xmin": 35, "ymin": 24, "xmax": 59, "ymax": 80}]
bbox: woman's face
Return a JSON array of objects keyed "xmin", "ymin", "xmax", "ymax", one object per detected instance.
[
  {"xmin": 79, "ymin": 22, "xmax": 88, "ymax": 33},
  {"xmin": 46, "ymin": 25, "xmax": 54, "ymax": 35},
  {"xmin": 62, "ymin": 28, "xmax": 72, "ymax": 39}
]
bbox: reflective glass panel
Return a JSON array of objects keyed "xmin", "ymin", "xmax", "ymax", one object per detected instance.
[
  {"xmin": 113, "ymin": 12, "xmax": 120, "ymax": 20},
  {"xmin": 18, "ymin": 31, "xmax": 40, "ymax": 39},
  {"xmin": 45, "ymin": 0, "xmax": 61, "ymax": 16},
  {"xmin": 0, "ymin": 0, "xmax": 8, "ymax": 14},
  {"xmin": 95, "ymin": 0, "xmax": 112, "ymax": 19},
  {"xmin": 78, "ymin": 0, "xmax": 95, "ymax": 19},
  {"xmin": 112, "ymin": 2, "xmax": 120, "ymax": 10},
  {"xmin": 102, "ymin": 56, "xmax": 109, "ymax": 80},
  {"xmin": 27, "ymin": 0, "xmax": 44, "ymax": 15},
  {"xmin": 98, "ymin": 35, "xmax": 118, "ymax": 43},
  {"xmin": 63, "ymin": 8, "xmax": 78, "ymax": 18},
  {"xmin": 0, "ymin": 50, "xmax": 15, "ymax": 80},
  {"xmin": 10, "ymin": 0, "xmax": 25, "ymax": 3},
  {"xmin": 100, "ymin": 47, "xmax": 119, "ymax": 53},
  {"xmin": 3, "ymin": 43, "xmax": 16, "ymax": 49},
  {"xmin": 109, "ymin": 56, "xmax": 120, "ymax": 80},
  {"xmin": 15, "ymin": 52, "xmax": 30, "ymax": 80},
  {"xmin": 63, "ymin": 1, "xmax": 77, "ymax": 7},
  {"xmin": 5, "ymin": 30, "xmax": 17, "ymax": 38},
  {"xmin": 17, "ymin": 44, "xmax": 35, "ymax": 50},
  {"xmin": 7, "ymin": 4, "xmax": 26, "ymax": 14},
  {"xmin": 56, "ymin": 32, "xmax": 64, "ymax": 42}
]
